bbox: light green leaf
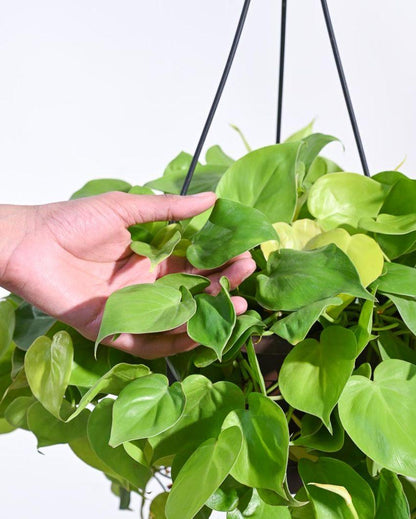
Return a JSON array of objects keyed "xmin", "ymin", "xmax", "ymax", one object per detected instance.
[
  {"xmin": 303, "ymin": 156, "xmax": 343, "ymax": 188},
  {"xmin": 130, "ymin": 224, "xmax": 182, "ymax": 270},
  {"xmin": 284, "ymin": 120, "xmax": 315, "ymax": 143},
  {"xmin": 188, "ymin": 277, "xmax": 236, "ymax": 360},
  {"xmin": 67, "ymin": 363, "xmax": 150, "ymax": 422},
  {"xmin": 4, "ymin": 395, "xmax": 35, "ymax": 429},
  {"xmin": 0, "ymin": 417, "xmax": 15, "ymax": 434},
  {"xmin": 222, "ymin": 393, "xmax": 289, "ymax": 495},
  {"xmin": 187, "ymin": 198, "xmax": 278, "ymax": 269},
  {"xmin": 69, "ymin": 435, "xmax": 121, "ymax": 478},
  {"xmin": 257, "ymin": 245, "xmax": 371, "ymax": 311},
  {"xmin": 206, "ymin": 145, "xmax": 234, "ymax": 167},
  {"xmin": 359, "ymin": 213, "xmax": 416, "ymax": 235},
  {"xmin": 279, "ymin": 326, "xmax": 357, "ymax": 429},
  {"xmin": 0, "ymin": 300, "xmax": 15, "ymax": 358},
  {"xmin": 27, "ymin": 400, "xmax": 89, "ymax": 448},
  {"xmin": 305, "ymin": 229, "xmax": 384, "ymax": 287},
  {"xmin": 375, "ymin": 469, "xmax": 410, "ymax": 519},
  {"xmin": 216, "ymin": 142, "xmax": 302, "ymax": 223},
  {"xmin": 299, "ymin": 457, "xmax": 375, "ymax": 519},
  {"xmin": 96, "ymin": 284, "xmax": 196, "ymax": 346},
  {"xmin": 297, "ymin": 133, "xmax": 339, "ymax": 175},
  {"xmin": 339, "ymin": 359, "xmax": 416, "ymax": 477},
  {"xmin": 13, "ymin": 302, "xmax": 56, "ymax": 351},
  {"xmin": 308, "ymin": 172, "xmax": 387, "ymax": 229},
  {"xmin": 87, "ymin": 399, "xmax": 152, "ymax": 488},
  {"xmin": 24, "ymin": 331, "xmax": 73, "ymax": 418},
  {"xmin": 70, "ymin": 178, "xmax": 131, "ymax": 199},
  {"xmin": 110, "ymin": 374, "xmax": 185, "ymax": 446},
  {"xmin": 386, "ymin": 294, "xmax": 416, "ymax": 335},
  {"xmin": 150, "ymin": 375, "xmax": 244, "ymax": 463},
  {"xmin": 271, "ymin": 297, "xmax": 342, "ymax": 345},
  {"xmin": 165, "ymin": 427, "xmax": 243, "ymax": 519},
  {"xmin": 150, "ymin": 492, "xmax": 169, "ymax": 519}
]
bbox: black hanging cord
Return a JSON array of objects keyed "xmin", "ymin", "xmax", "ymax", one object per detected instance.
[
  {"xmin": 320, "ymin": 0, "xmax": 370, "ymax": 176},
  {"xmin": 276, "ymin": 0, "xmax": 287, "ymax": 143},
  {"xmin": 180, "ymin": 0, "xmax": 251, "ymax": 196}
]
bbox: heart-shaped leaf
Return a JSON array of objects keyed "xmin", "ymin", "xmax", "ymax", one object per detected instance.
[
  {"xmin": 130, "ymin": 223, "xmax": 182, "ymax": 270},
  {"xmin": 110, "ymin": 374, "xmax": 185, "ymax": 446},
  {"xmin": 279, "ymin": 326, "xmax": 357, "ymax": 429},
  {"xmin": 222, "ymin": 393, "xmax": 289, "ymax": 495},
  {"xmin": 187, "ymin": 277, "xmax": 236, "ymax": 360},
  {"xmin": 339, "ymin": 359, "xmax": 416, "ymax": 477},
  {"xmin": 187, "ymin": 198, "xmax": 278, "ymax": 270},
  {"xmin": 165, "ymin": 427, "xmax": 243, "ymax": 519},
  {"xmin": 257, "ymin": 245, "xmax": 371, "ymax": 311},
  {"xmin": 96, "ymin": 285, "xmax": 196, "ymax": 346},
  {"xmin": 24, "ymin": 331, "xmax": 73, "ymax": 418},
  {"xmin": 216, "ymin": 142, "xmax": 301, "ymax": 223},
  {"xmin": 149, "ymin": 375, "xmax": 245, "ymax": 463}
]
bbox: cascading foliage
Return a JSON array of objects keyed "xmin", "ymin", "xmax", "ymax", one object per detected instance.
[{"xmin": 2, "ymin": 123, "xmax": 416, "ymax": 518}]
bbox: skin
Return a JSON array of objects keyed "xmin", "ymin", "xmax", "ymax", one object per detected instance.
[{"xmin": 0, "ymin": 191, "xmax": 256, "ymax": 358}]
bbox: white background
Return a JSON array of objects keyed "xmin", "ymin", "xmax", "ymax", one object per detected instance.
[{"xmin": 1, "ymin": 1, "xmax": 415, "ymax": 517}]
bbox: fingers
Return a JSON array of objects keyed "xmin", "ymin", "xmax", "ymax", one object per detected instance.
[{"xmin": 106, "ymin": 191, "xmax": 217, "ymax": 226}]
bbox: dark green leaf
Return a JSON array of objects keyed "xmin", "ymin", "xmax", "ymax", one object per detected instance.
[
  {"xmin": 375, "ymin": 469, "xmax": 410, "ymax": 519},
  {"xmin": 13, "ymin": 302, "xmax": 56, "ymax": 351},
  {"xmin": 293, "ymin": 411, "xmax": 344, "ymax": 453},
  {"xmin": 187, "ymin": 198, "xmax": 278, "ymax": 269},
  {"xmin": 257, "ymin": 245, "xmax": 371, "ymax": 311}
]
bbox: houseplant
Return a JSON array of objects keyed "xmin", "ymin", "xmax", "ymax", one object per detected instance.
[{"xmin": 1, "ymin": 124, "xmax": 416, "ymax": 518}]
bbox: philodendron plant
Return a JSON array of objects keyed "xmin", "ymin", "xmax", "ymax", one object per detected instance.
[{"xmin": 2, "ymin": 123, "xmax": 416, "ymax": 519}]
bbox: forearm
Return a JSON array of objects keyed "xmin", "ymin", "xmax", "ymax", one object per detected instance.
[{"xmin": 0, "ymin": 204, "xmax": 33, "ymax": 289}]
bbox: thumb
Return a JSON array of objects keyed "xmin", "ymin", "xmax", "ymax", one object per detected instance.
[{"xmin": 109, "ymin": 191, "xmax": 217, "ymax": 225}]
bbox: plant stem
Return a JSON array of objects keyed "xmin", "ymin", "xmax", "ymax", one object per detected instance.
[{"xmin": 266, "ymin": 381, "xmax": 279, "ymax": 394}]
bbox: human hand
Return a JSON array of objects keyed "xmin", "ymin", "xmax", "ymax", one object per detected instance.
[{"xmin": 0, "ymin": 192, "xmax": 256, "ymax": 358}]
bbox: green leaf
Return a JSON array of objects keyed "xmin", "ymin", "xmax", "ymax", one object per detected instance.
[
  {"xmin": 110, "ymin": 374, "xmax": 185, "ymax": 446},
  {"xmin": 67, "ymin": 363, "xmax": 150, "ymax": 422},
  {"xmin": 150, "ymin": 492, "xmax": 169, "ymax": 519},
  {"xmin": 69, "ymin": 435, "xmax": 121, "ymax": 478},
  {"xmin": 227, "ymin": 489, "xmax": 291, "ymax": 518},
  {"xmin": 270, "ymin": 297, "xmax": 342, "ymax": 345},
  {"xmin": 96, "ymin": 284, "xmax": 196, "ymax": 346},
  {"xmin": 386, "ymin": 294, "xmax": 416, "ymax": 335},
  {"xmin": 146, "ymin": 152, "xmax": 227, "ymax": 195},
  {"xmin": 377, "ymin": 331, "xmax": 416, "ymax": 364},
  {"xmin": 155, "ymin": 273, "xmax": 210, "ymax": 294},
  {"xmin": 297, "ymin": 133, "xmax": 339, "ymax": 175},
  {"xmin": 305, "ymin": 229, "xmax": 384, "ymax": 287},
  {"xmin": 187, "ymin": 277, "xmax": 236, "ymax": 360},
  {"xmin": 339, "ymin": 359, "xmax": 416, "ymax": 477},
  {"xmin": 27, "ymin": 401, "xmax": 89, "ymax": 448},
  {"xmin": 165, "ymin": 427, "xmax": 243, "ymax": 519},
  {"xmin": 87, "ymin": 399, "xmax": 152, "ymax": 488},
  {"xmin": 222, "ymin": 393, "xmax": 289, "ymax": 495},
  {"xmin": 130, "ymin": 224, "xmax": 182, "ymax": 270},
  {"xmin": 284, "ymin": 120, "xmax": 315, "ymax": 143},
  {"xmin": 359, "ymin": 213, "xmax": 416, "ymax": 235},
  {"xmin": 375, "ymin": 470, "xmax": 410, "ymax": 519},
  {"xmin": 293, "ymin": 411, "xmax": 344, "ymax": 453},
  {"xmin": 303, "ymin": 156, "xmax": 343, "ymax": 188},
  {"xmin": 257, "ymin": 245, "xmax": 371, "ymax": 311},
  {"xmin": 308, "ymin": 172, "xmax": 387, "ymax": 229},
  {"xmin": 70, "ymin": 178, "xmax": 131, "ymax": 199},
  {"xmin": 187, "ymin": 198, "xmax": 278, "ymax": 269},
  {"xmin": 0, "ymin": 417, "xmax": 15, "ymax": 434},
  {"xmin": 299, "ymin": 457, "xmax": 375, "ymax": 519},
  {"xmin": 0, "ymin": 300, "xmax": 15, "ymax": 358},
  {"xmin": 4, "ymin": 395, "xmax": 35, "ymax": 429},
  {"xmin": 24, "ymin": 331, "xmax": 73, "ymax": 418},
  {"xmin": 279, "ymin": 326, "xmax": 357, "ymax": 429},
  {"xmin": 376, "ymin": 262, "xmax": 416, "ymax": 298},
  {"xmin": 206, "ymin": 145, "xmax": 234, "ymax": 167},
  {"xmin": 149, "ymin": 375, "xmax": 245, "ymax": 463},
  {"xmin": 216, "ymin": 142, "xmax": 302, "ymax": 223},
  {"xmin": 13, "ymin": 302, "xmax": 56, "ymax": 351}
]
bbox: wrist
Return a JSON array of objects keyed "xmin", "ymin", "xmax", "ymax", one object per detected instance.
[{"xmin": 0, "ymin": 204, "xmax": 33, "ymax": 288}]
